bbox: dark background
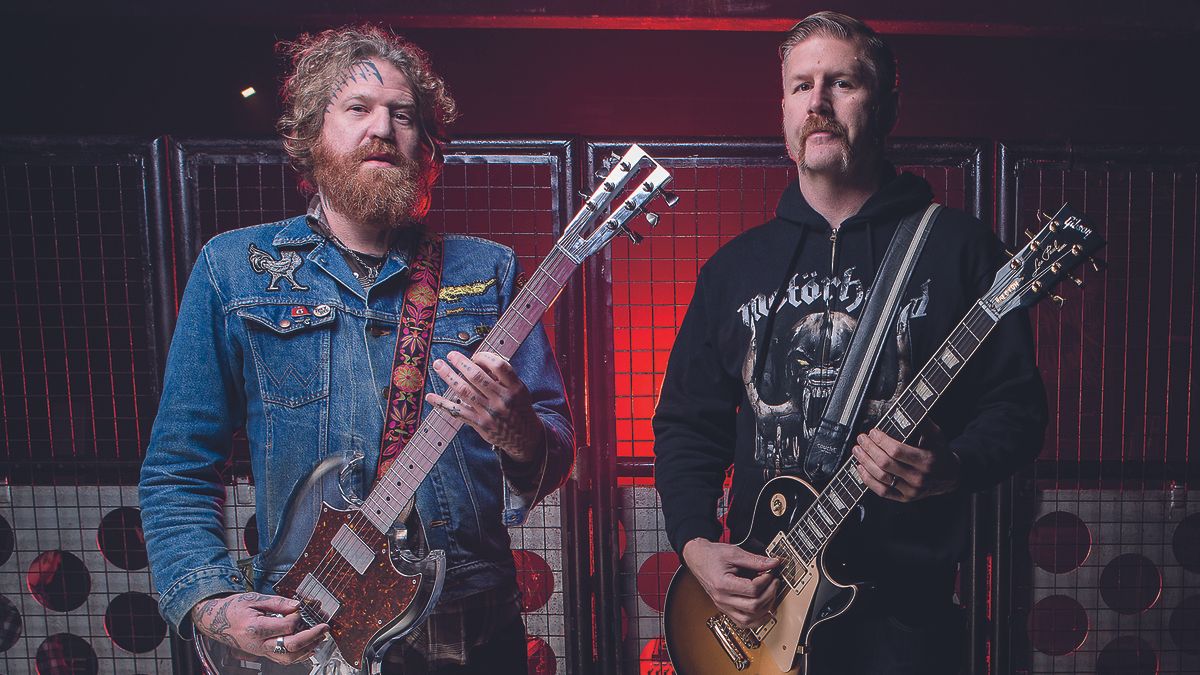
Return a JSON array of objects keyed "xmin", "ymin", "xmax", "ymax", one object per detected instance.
[{"xmin": 3, "ymin": 1, "xmax": 1198, "ymax": 143}]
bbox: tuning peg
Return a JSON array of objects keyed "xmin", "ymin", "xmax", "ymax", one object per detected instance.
[
  {"xmin": 602, "ymin": 152, "xmax": 621, "ymax": 169},
  {"xmin": 644, "ymin": 211, "xmax": 660, "ymax": 227},
  {"xmin": 1024, "ymin": 228, "xmax": 1037, "ymax": 240},
  {"xmin": 1088, "ymin": 256, "xmax": 1108, "ymax": 272},
  {"xmin": 658, "ymin": 190, "xmax": 679, "ymax": 208},
  {"xmin": 624, "ymin": 228, "xmax": 644, "ymax": 244},
  {"xmin": 1069, "ymin": 275, "xmax": 1084, "ymax": 287},
  {"xmin": 1050, "ymin": 294, "xmax": 1065, "ymax": 307}
]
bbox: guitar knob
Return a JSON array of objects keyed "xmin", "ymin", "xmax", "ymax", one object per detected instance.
[
  {"xmin": 644, "ymin": 211, "xmax": 660, "ymax": 227},
  {"xmin": 659, "ymin": 190, "xmax": 680, "ymax": 208}
]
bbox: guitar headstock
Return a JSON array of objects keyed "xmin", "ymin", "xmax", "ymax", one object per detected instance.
[
  {"xmin": 982, "ymin": 204, "xmax": 1107, "ymax": 318},
  {"xmin": 556, "ymin": 145, "xmax": 675, "ymax": 262}
]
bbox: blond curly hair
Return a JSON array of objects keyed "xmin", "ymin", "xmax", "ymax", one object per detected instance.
[{"xmin": 276, "ymin": 25, "xmax": 459, "ymax": 189}]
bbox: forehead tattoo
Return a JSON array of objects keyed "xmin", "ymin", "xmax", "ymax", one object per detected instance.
[{"xmin": 327, "ymin": 60, "xmax": 385, "ymax": 109}]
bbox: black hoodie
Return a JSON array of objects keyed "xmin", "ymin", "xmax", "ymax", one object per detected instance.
[{"xmin": 653, "ymin": 168, "xmax": 1047, "ymax": 590}]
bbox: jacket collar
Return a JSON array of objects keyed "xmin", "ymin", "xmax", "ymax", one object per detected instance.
[{"xmin": 272, "ymin": 215, "xmax": 323, "ymax": 248}]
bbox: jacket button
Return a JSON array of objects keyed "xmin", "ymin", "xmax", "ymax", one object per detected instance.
[
  {"xmin": 279, "ymin": 319, "xmax": 292, "ymax": 328},
  {"xmin": 457, "ymin": 331, "xmax": 470, "ymax": 341},
  {"xmin": 314, "ymin": 304, "xmax": 331, "ymax": 317}
]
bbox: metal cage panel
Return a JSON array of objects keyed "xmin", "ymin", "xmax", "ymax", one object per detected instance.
[
  {"xmin": 588, "ymin": 139, "xmax": 988, "ymax": 674},
  {"xmin": 169, "ymin": 137, "xmax": 580, "ymax": 674},
  {"xmin": 999, "ymin": 144, "xmax": 1200, "ymax": 675}
]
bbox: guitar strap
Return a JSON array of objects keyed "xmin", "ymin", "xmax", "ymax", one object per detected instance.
[
  {"xmin": 803, "ymin": 203, "xmax": 942, "ymax": 484},
  {"xmin": 376, "ymin": 231, "xmax": 445, "ymax": 480}
]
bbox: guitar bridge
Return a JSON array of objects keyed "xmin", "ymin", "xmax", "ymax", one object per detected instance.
[{"xmin": 706, "ymin": 615, "xmax": 751, "ymax": 670}]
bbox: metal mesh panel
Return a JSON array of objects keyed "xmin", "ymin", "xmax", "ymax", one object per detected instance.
[
  {"xmin": 0, "ymin": 139, "xmax": 168, "ymax": 673},
  {"xmin": 1000, "ymin": 146, "xmax": 1200, "ymax": 674},
  {"xmin": 172, "ymin": 138, "xmax": 574, "ymax": 672},
  {"xmin": 0, "ymin": 141, "xmax": 161, "ymax": 478},
  {"xmin": 596, "ymin": 140, "xmax": 985, "ymax": 673},
  {"xmin": 0, "ymin": 486, "xmax": 169, "ymax": 673}
]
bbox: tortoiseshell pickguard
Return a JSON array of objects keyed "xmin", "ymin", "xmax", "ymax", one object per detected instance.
[{"xmin": 274, "ymin": 503, "xmax": 422, "ymax": 669}]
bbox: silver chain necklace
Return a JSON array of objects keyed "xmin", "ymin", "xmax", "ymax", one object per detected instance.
[{"xmin": 328, "ymin": 233, "xmax": 385, "ymax": 286}]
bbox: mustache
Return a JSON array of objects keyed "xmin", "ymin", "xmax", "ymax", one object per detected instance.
[
  {"xmin": 800, "ymin": 115, "xmax": 846, "ymax": 141},
  {"xmin": 351, "ymin": 140, "xmax": 408, "ymax": 165}
]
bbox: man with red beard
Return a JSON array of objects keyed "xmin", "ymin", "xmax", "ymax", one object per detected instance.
[
  {"xmin": 654, "ymin": 11, "xmax": 1046, "ymax": 674},
  {"xmin": 139, "ymin": 26, "xmax": 574, "ymax": 674}
]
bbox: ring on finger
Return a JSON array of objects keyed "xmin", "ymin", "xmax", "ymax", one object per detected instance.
[
  {"xmin": 888, "ymin": 474, "xmax": 898, "ymax": 488},
  {"xmin": 273, "ymin": 636, "xmax": 287, "ymax": 654}
]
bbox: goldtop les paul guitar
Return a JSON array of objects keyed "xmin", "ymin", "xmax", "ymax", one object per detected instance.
[
  {"xmin": 663, "ymin": 205, "xmax": 1106, "ymax": 675},
  {"xmin": 197, "ymin": 145, "xmax": 676, "ymax": 675}
]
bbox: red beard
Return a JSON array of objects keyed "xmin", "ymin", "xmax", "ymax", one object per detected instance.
[{"xmin": 312, "ymin": 139, "xmax": 433, "ymax": 228}]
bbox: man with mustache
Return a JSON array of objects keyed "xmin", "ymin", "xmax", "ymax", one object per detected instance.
[
  {"xmin": 654, "ymin": 12, "xmax": 1046, "ymax": 673},
  {"xmin": 139, "ymin": 26, "xmax": 574, "ymax": 673}
]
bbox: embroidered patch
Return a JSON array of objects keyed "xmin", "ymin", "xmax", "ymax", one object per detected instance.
[
  {"xmin": 438, "ymin": 278, "xmax": 496, "ymax": 303},
  {"xmin": 474, "ymin": 324, "xmax": 491, "ymax": 337},
  {"xmin": 248, "ymin": 243, "xmax": 309, "ymax": 291}
]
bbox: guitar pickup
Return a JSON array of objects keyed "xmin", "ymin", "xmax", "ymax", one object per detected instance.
[{"xmin": 706, "ymin": 614, "xmax": 750, "ymax": 670}]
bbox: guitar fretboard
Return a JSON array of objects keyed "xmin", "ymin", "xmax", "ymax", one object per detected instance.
[
  {"xmin": 359, "ymin": 248, "xmax": 578, "ymax": 533},
  {"xmin": 768, "ymin": 301, "xmax": 1000, "ymax": 589}
]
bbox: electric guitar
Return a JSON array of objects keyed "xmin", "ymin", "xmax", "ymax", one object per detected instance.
[
  {"xmin": 197, "ymin": 145, "xmax": 675, "ymax": 674},
  {"xmin": 662, "ymin": 205, "xmax": 1106, "ymax": 675}
]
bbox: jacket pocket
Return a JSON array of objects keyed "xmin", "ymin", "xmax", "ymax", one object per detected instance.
[
  {"xmin": 238, "ymin": 303, "xmax": 336, "ymax": 407},
  {"xmin": 430, "ymin": 311, "xmax": 492, "ymax": 360}
]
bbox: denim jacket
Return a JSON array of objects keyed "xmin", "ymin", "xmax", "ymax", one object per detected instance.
[{"xmin": 139, "ymin": 216, "xmax": 575, "ymax": 631}]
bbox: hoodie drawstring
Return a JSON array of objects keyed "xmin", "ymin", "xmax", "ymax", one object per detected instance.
[{"xmin": 751, "ymin": 226, "xmax": 809, "ymax": 387}]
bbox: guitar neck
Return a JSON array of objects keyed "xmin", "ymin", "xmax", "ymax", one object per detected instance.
[
  {"xmin": 770, "ymin": 301, "xmax": 1000, "ymax": 583},
  {"xmin": 358, "ymin": 247, "xmax": 578, "ymax": 533}
]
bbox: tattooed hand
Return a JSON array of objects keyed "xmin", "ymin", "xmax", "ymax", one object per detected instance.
[
  {"xmin": 191, "ymin": 592, "xmax": 329, "ymax": 665},
  {"xmin": 427, "ymin": 350, "xmax": 546, "ymax": 463}
]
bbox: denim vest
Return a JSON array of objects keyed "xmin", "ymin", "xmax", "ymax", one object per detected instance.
[{"xmin": 139, "ymin": 216, "xmax": 574, "ymax": 631}]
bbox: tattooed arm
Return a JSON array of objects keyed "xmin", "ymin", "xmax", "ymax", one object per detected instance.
[{"xmin": 191, "ymin": 592, "xmax": 329, "ymax": 665}]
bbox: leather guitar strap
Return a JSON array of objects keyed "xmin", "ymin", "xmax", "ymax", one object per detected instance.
[
  {"xmin": 376, "ymin": 231, "xmax": 445, "ymax": 481},
  {"xmin": 803, "ymin": 203, "xmax": 942, "ymax": 484}
]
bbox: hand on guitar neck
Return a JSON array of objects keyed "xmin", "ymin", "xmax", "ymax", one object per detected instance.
[
  {"xmin": 191, "ymin": 592, "xmax": 330, "ymax": 666},
  {"xmin": 681, "ymin": 538, "xmax": 781, "ymax": 629},
  {"xmin": 851, "ymin": 423, "xmax": 962, "ymax": 503},
  {"xmin": 427, "ymin": 350, "xmax": 547, "ymax": 463}
]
